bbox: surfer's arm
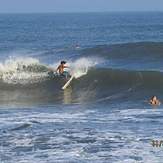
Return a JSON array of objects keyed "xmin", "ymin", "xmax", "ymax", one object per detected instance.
[
  {"xmin": 64, "ymin": 65, "xmax": 69, "ymax": 68},
  {"xmin": 55, "ymin": 66, "xmax": 61, "ymax": 73},
  {"xmin": 56, "ymin": 65, "xmax": 60, "ymax": 70}
]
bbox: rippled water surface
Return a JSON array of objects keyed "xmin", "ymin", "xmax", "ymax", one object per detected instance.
[{"xmin": 1, "ymin": 12, "xmax": 163, "ymax": 162}]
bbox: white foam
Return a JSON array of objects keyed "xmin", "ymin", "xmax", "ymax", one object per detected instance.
[
  {"xmin": 0, "ymin": 57, "xmax": 49, "ymax": 84},
  {"xmin": 70, "ymin": 57, "xmax": 101, "ymax": 78}
]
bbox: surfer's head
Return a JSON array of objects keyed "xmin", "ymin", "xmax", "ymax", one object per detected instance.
[
  {"xmin": 61, "ymin": 61, "xmax": 66, "ymax": 65},
  {"xmin": 151, "ymin": 96, "xmax": 157, "ymax": 101}
]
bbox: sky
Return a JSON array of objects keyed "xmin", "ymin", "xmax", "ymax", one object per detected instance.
[{"xmin": 0, "ymin": 0, "xmax": 163, "ymax": 13}]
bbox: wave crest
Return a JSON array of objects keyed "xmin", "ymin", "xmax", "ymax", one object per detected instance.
[{"xmin": 0, "ymin": 57, "xmax": 49, "ymax": 84}]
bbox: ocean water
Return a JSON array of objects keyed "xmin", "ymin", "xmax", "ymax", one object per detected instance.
[{"xmin": 0, "ymin": 12, "xmax": 163, "ymax": 163}]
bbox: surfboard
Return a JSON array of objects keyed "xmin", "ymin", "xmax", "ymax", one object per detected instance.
[{"xmin": 62, "ymin": 75, "xmax": 74, "ymax": 90}]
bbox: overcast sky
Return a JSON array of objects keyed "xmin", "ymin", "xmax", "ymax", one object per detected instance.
[{"xmin": 0, "ymin": 0, "xmax": 163, "ymax": 13}]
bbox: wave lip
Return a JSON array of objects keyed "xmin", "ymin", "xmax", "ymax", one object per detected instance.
[
  {"xmin": 0, "ymin": 57, "xmax": 98, "ymax": 86},
  {"xmin": 80, "ymin": 42, "xmax": 163, "ymax": 60}
]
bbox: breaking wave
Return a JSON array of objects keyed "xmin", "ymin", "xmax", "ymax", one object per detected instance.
[{"xmin": 0, "ymin": 42, "xmax": 163, "ymax": 105}]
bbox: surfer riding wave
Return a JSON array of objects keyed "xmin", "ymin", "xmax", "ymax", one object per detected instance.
[{"xmin": 56, "ymin": 61, "xmax": 70, "ymax": 78}]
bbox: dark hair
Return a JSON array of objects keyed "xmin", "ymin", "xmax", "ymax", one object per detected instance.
[
  {"xmin": 61, "ymin": 61, "xmax": 66, "ymax": 64},
  {"xmin": 151, "ymin": 96, "xmax": 156, "ymax": 99}
]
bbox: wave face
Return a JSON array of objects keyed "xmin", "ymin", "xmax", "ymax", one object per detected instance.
[
  {"xmin": 0, "ymin": 67, "xmax": 162, "ymax": 105},
  {"xmin": 76, "ymin": 68, "xmax": 163, "ymax": 90}
]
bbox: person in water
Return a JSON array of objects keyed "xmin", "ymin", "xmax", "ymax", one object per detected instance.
[
  {"xmin": 149, "ymin": 96, "xmax": 161, "ymax": 106},
  {"xmin": 56, "ymin": 61, "xmax": 70, "ymax": 78}
]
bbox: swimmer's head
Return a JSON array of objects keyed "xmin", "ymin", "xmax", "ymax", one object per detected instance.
[
  {"xmin": 154, "ymin": 96, "xmax": 157, "ymax": 100},
  {"xmin": 151, "ymin": 96, "xmax": 157, "ymax": 101}
]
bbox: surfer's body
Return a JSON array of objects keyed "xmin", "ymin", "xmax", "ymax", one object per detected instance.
[
  {"xmin": 57, "ymin": 61, "xmax": 68, "ymax": 74},
  {"xmin": 55, "ymin": 61, "xmax": 73, "ymax": 89},
  {"xmin": 56, "ymin": 61, "xmax": 70, "ymax": 78}
]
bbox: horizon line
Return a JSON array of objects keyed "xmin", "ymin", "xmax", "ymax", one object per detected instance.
[{"xmin": 0, "ymin": 10, "xmax": 163, "ymax": 14}]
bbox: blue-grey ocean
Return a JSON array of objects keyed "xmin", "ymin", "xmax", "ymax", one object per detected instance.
[{"xmin": 0, "ymin": 12, "xmax": 163, "ymax": 163}]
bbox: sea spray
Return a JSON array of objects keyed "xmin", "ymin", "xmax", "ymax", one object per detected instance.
[
  {"xmin": 69, "ymin": 57, "xmax": 101, "ymax": 78},
  {"xmin": 0, "ymin": 57, "xmax": 49, "ymax": 84},
  {"xmin": 49, "ymin": 57, "xmax": 101, "ymax": 78}
]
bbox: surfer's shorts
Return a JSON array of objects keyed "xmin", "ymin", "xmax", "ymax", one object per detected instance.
[{"xmin": 61, "ymin": 71, "xmax": 70, "ymax": 78}]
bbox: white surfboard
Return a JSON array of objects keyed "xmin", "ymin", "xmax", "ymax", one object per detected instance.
[{"xmin": 62, "ymin": 75, "xmax": 74, "ymax": 90}]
